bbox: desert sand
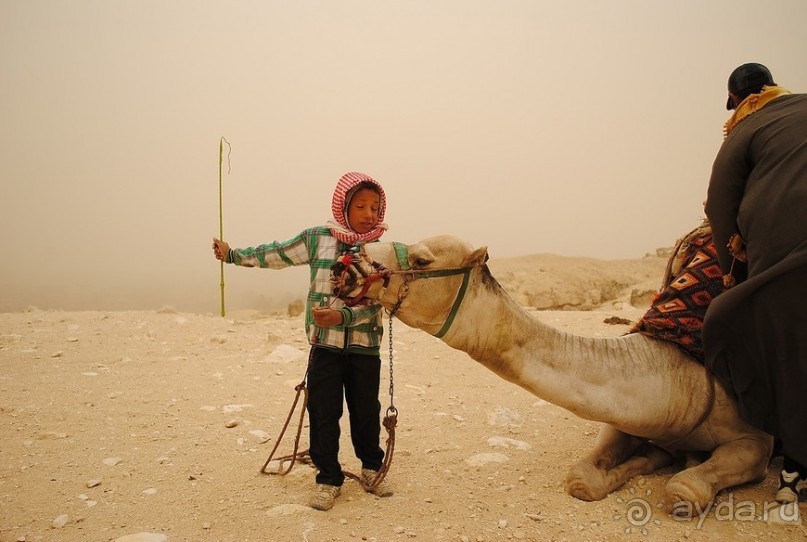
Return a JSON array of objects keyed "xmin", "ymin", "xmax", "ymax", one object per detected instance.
[{"xmin": 1, "ymin": 251, "xmax": 804, "ymax": 542}]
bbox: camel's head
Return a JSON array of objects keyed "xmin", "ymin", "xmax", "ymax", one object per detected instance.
[{"xmin": 331, "ymin": 235, "xmax": 488, "ymax": 337}]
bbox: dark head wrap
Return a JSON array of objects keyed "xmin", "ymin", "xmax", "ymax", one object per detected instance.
[{"xmin": 726, "ymin": 63, "xmax": 775, "ymax": 110}]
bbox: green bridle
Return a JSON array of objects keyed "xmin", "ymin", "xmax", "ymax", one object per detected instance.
[{"xmin": 389, "ymin": 242, "xmax": 473, "ymax": 339}]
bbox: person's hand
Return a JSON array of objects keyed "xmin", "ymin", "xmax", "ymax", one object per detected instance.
[
  {"xmin": 727, "ymin": 233, "xmax": 747, "ymax": 262},
  {"xmin": 212, "ymin": 238, "xmax": 230, "ymax": 261},
  {"xmin": 312, "ymin": 307, "xmax": 344, "ymax": 328}
]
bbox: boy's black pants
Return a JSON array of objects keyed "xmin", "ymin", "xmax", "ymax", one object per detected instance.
[{"xmin": 306, "ymin": 346, "xmax": 384, "ymax": 487}]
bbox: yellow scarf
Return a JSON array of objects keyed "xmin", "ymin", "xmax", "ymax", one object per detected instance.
[{"xmin": 723, "ymin": 85, "xmax": 791, "ymax": 138}]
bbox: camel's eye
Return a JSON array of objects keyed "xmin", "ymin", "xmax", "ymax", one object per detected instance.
[{"xmin": 413, "ymin": 257, "xmax": 433, "ymax": 269}]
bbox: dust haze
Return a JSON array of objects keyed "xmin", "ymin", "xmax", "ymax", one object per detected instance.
[{"xmin": 2, "ymin": 1, "xmax": 806, "ymax": 313}]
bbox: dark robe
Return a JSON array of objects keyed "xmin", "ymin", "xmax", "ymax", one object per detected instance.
[{"xmin": 704, "ymin": 93, "xmax": 807, "ymax": 468}]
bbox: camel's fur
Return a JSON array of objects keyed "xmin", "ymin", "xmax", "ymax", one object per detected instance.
[{"xmin": 342, "ymin": 235, "xmax": 773, "ymax": 517}]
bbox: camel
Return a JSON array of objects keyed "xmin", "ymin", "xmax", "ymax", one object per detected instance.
[{"xmin": 332, "ymin": 235, "xmax": 774, "ymax": 517}]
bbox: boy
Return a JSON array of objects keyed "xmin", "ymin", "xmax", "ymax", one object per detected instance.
[{"xmin": 212, "ymin": 172, "xmax": 393, "ymax": 510}]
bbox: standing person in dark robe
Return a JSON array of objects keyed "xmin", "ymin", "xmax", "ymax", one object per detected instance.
[{"xmin": 704, "ymin": 62, "xmax": 807, "ymax": 504}]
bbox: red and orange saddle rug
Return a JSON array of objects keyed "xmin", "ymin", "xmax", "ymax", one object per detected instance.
[{"xmin": 631, "ymin": 221, "xmax": 728, "ymax": 361}]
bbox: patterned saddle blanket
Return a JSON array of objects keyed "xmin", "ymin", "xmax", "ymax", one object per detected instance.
[{"xmin": 631, "ymin": 221, "xmax": 727, "ymax": 361}]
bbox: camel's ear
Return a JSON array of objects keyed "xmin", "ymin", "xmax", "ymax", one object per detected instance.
[{"xmin": 463, "ymin": 246, "xmax": 489, "ymax": 267}]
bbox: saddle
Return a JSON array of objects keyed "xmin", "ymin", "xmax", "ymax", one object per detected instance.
[{"xmin": 631, "ymin": 220, "xmax": 727, "ymax": 361}]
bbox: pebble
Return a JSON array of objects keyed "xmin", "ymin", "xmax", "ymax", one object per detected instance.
[
  {"xmin": 142, "ymin": 487, "xmax": 158, "ymax": 496},
  {"xmin": 52, "ymin": 514, "xmax": 69, "ymax": 528},
  {"xmin": 103, "ymin": 457, "xmax": 123, "ymax": 466},
  {"xmin": 487, "ymin": 436, "xmax": 531, "ymax": 450},
  {"xmin": 222, "ymin": 404, "xmax": 252, "ymax": 414},
  {"xmin": 114, "ymin": 534, "xmax": 168, "ymax": 542},
  {"xmin": 37, "ymin": 431, "xmax": 68, "ymax": 440},
  {"xmin": 464, "ymin": 452, "xmax": 509, "ymax": 467},
  {"xmin": 487, "ymin": 406, "xmax": 523, "ymax": 426},
  {"xmin": 249, "ymin": 429, "xmax": 271, "ymax": 443},
  {"xmin": 264, "ymin": 344, "xmax": 304, "ymax": 363},
  {"xmin": 265, "ymin": 504, "xmax": 310, "ymax": 517},
  {"xmin": 224, "ymin": 419, "xmax": 239, "ymax": 428},
  {"xmin": 86, "ymin": 479, "xmax": 102, "ymax": 488}
]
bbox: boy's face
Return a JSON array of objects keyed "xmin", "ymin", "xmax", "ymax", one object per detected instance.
[{"xmin": 347, "ymin": 188, "xmax": 381, "ymax": 234}]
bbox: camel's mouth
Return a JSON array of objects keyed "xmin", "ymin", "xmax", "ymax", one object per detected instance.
[
  {"xmin": 329, "ymin": 261, "xmax": 363, "ymax": 299},
  {"xmin": 329, "ymin": 249, "xmax": 387, "ymax": 307}
]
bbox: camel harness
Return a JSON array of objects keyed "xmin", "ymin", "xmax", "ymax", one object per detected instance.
[{"xmin": 331, "ymin": 242, "xmax": 476, "ymax": 338}]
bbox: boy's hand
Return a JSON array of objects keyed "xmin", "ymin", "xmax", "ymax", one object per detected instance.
[
  {"xmin": 212, "ymin": 238, "xmax": 230, "ymax": 261},
  {"xmin": 312, "ymin": 307, "xmax": 344, "ymax": 328}
]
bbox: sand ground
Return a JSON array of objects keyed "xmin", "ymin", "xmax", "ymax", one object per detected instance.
[{"xmin": 1, "ymin": 253, "xmax": 805, "ymax": 542}]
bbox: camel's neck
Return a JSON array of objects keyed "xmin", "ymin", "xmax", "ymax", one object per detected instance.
[{"xmin": 438, "ymin": 269, "xmax": 683, "ymax": 429}]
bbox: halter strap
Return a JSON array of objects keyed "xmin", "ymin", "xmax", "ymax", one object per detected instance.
[
  {"xmin": 433, "ymin": 268, "xmax": 471, "ymax": 339},
  {"xmin": 392, "ymin": 242, "xmax": 410, "ymax": 271},
  {"xmin": 388, "ymin": 242, "xmax": 472, "ymax": 338}
]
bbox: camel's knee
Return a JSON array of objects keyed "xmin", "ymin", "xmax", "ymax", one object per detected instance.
[
  {"xmin": 566, "ymin": 451, "xmax": 668, "ymax": 502},
  {"xmin": 565, "ymin": 460, "xmax": 608, "ymax": 502},
  {"xmin": 664, "ymin": 471, "xmax": 715, "ymax": 518},
  {"xmin": 663, "ymin": 435, "xmax": 772, "ymax": 518}
]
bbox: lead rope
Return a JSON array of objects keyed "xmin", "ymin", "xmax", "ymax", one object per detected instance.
[
  {"xmin": 259, "ymin": 292, "xmax": 333, "ymax": 475},
  {"xmin": 353, "ymin": 313, "xmax": 398, "ymax": 491},
  {"xmin": 259, "ymin": 344, "xmax": 315, "ymax": 476},
  {"xmin": 260, "ymin": 317, "xmax": 398, "ymax": 491}
]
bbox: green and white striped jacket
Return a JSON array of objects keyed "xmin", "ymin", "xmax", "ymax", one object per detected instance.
[{"xmin": 227, "ymin": 226, "xmax": 383, "ymax": 355}]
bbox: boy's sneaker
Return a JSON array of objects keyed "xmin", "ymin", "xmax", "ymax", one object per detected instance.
[
  {"xmin": 775, "ymin": 470, "xmax": 807, "ymax": 504},
  {"xmin": 310, "ymin": 484, "xmax": 341, "ymax": 511},
  {"xmin": 361, "ymin": 468, "xmax": 393, "ymax": 497}
]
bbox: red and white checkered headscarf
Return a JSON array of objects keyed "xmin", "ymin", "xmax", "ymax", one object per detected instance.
[{"xmin": 327, "ymin": 172, "xmax": 388, "ymax": 245}]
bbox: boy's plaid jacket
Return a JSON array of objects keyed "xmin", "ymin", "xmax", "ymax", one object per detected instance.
[{"xmin": 228, "ymin": 226, "xmax": 383, "ymax": 355}]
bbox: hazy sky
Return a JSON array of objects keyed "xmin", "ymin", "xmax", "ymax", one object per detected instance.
[{"xmin": 2, "ymin": 0, "xmax": 806, "ymax": 312}]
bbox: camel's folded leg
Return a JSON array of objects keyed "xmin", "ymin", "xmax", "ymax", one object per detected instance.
[
  {"xmin": 664, "ymin": 435, "xmax": 773, "ymax": 517},
  {"xmin": 566, "ymin": 424, "xmax": 675, "ymax": 501}
]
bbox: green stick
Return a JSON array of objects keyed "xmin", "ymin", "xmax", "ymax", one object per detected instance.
[{"xmin": 219, "ymin": 137, "xmax": 231, "ymax": 317}]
